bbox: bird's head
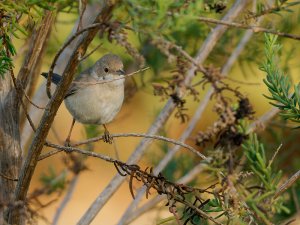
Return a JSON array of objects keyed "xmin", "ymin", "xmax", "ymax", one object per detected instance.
[{"xmin": 92, "ymin": 54, "xmax": 125, "ymax": 81}]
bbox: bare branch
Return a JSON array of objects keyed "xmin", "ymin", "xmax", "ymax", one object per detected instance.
[
  {"xmin": 17, "ymin": 11, "xmax": 55, "ymax": 88},
  {"xmin": 72, "ymin": 133, "xmax": 207, "ymax": 160},
  {"xmin": 79, "ymin": 43, "xmax": 103, "ymax": 62},
  {"xmin": 274, "ymin": 170, "xmax": 300, "ymax": 199},
  {"xmin": 198, "ymin": 16, "xmax": 300, "ymax": 41},
  {"xmin": 0, "ymin": 173, "xmax": 18, "ymax": 182},
  {"xmin": 72, "ymin": 67, "xmax": 150, "ymax": 85}
]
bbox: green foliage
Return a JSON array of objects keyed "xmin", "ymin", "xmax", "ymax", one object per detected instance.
[
  {"xmin": 0, "ymin": 35, "xmax": 15, "ymax": 77},
  {"xmin": 39, "ymin": 167, "xmax": 67, "ymax": 194},
  {"xmin": 261, "ymin": 34, "xmax": 300, "ymax": 123},
  {"xmin": 0, "ymin": 0, "xmax": 77, "ymax": 77},
  {"xmin": 84, "ymin": 124, "xmax": 101, "ymax": 139},
  {"xmin": 242, "ymin": 133, "xmax": 290, "ymax": 223}
]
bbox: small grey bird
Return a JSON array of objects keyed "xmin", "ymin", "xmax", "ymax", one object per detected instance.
[{"xmin": 42, "ymin": 54, "xmax": 125, "ymax": 144}]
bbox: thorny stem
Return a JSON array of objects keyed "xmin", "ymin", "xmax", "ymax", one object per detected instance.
[{"xmin": 43, "ymin": 142, "xmax": 219, "ymax": 224}]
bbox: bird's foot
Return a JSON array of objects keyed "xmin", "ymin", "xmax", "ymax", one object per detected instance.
[
  {"xmin": 103, "ymin": 130, "xmax": 113, "ymax": 144},
  {"xmin": 64, "ymin": 139, "xmax": 71, "ymax": 147}
]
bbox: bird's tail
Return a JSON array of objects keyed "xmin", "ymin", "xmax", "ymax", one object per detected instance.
[{"xmin": 41, "ymin": 72, "xmax": 62, "ymax": 85}]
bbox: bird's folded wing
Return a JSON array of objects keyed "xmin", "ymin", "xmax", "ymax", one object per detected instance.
[{"xmin": 65, "ymin": 70, "xmax": 94, "ymax": 98}]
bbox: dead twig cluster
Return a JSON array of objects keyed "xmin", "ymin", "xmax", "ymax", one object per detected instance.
[{"xmin": 113, "ymin": 161, "xmax": 221, "ymax": 225}]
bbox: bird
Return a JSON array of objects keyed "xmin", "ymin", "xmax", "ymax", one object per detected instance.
[{"xmin": 42, "ymin": 54, "xmax": 125, "ymax": 144}]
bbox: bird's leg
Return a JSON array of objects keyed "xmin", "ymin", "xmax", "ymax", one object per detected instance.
[
  {"xmin": 103, "ymin": 124, "xmax": 113, "ymax": 144},
  {"xmin": 65, "ymin": 118, "xmax": 76, "ymax": 146}
]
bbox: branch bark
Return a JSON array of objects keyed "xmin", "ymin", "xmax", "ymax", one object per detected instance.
[{"xmin": 0, "ymin": 71, "xmax": 22, "ymax": 222}]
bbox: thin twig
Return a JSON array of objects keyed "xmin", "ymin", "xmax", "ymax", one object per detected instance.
[
  {"xmin": 9, "ymin": 70, "xmax": 36, "ymax": 132},
  {"xmin": 44, "ymin": 142, "xmax": 116, "ymax": 162},
  {"xmin": 77, "ymin": 0, "xmax": 87, "ymax": 32},
  {"xmin": 198, "ymin": 16, "xmax": 300, "ymax": 41},
  {"xmin": 268, "ymin": 143, "xmax": 282, "ymax": 168},
  {"xmin": 72, "ymin": 133, "xmax": 207, "ymax": 160},
  {"xmin": 274, "ymin": 170, "xmax": 300, "ymax": 199},
  {"xmin": 0, "ymin": 172, "xmax": 18, "ymax": 182},
  {"xmin": 79, "ymin": 43, "xmax": 103, "ymax": 62},
  {"xmin": 72, "ymin": 67, "xmax": 150, "ymax": 85},
  {"xmin": 46, "ymin": 22, "xmax": 108, "ymax": 98},
  {"xmin": 40, "ymin": 133, "xmax": 207, "ymax": 161},
  {"xmin": 23, "ymin": 91, "xmax": 46, "ymax": 109}
]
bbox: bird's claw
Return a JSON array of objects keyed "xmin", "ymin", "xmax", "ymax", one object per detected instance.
[
  {"xmin": 64, "ymin": 139, "xmax": 71, "ymax": 147},
  {"xmin": 103, "ymin": 130, "xmax": 113, "ymax": 144}
]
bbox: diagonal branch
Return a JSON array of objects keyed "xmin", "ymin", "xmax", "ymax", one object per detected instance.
[{"xmin": 198, "ymin": 16, "xmax": 300, "ymax": 41}]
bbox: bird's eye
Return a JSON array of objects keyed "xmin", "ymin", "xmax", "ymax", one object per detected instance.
[{"xmin": 104, "ymin": 68, "xmax": 109, "ymax": 73}]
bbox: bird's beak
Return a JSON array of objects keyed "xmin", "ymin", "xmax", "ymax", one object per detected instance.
[{"xmin": 116, "ymin": 69, "xmax": 125, "ymax": 75}]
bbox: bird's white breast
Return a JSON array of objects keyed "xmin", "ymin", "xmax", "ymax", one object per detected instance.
[{"xmin": 64, "ymin": 79, "xmax": 124, "ymax": 125}]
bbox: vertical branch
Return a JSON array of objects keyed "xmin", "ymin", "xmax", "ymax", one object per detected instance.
[
  {"xmin": 9, "ymin": 1, "xmax": 116, "ymax": 224},
  {"xmin": 77, "ymin": 1, "xmax": 251, "ymax": 224},
  {"xmin": 17, "ymin": 11, "xmax": 55, "ymax": 88},
  {"xmin": 0, "ymin": 71, "xmax": 22, "ymax": 221},
  {"xmin": 18, "ymin": 11, "xmax": 55, "ymax": 130}
]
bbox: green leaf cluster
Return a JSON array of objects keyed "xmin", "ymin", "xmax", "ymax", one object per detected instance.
[
  {"xmin": 40, "ymin": 167, "xmax": 67, "ymax": 194},
  {"xmin": 242, "ymin": 134, "xmax": 289, "ymax": 222},
  {"xmin": 261, "ymin": 34, "xmax": 300, "ymax": 123},
  {"xmin": 0, "ymin": 34, "xmax": 16, "ymax": 77}
]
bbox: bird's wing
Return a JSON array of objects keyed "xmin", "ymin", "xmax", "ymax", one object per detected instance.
[
  {"xmin": 65, "ymin": 70, "xmax": 94, "ymax": 98},
  {"xmin": 41, "ymin": 72, "xmax": 62, "ymax": 85}
]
